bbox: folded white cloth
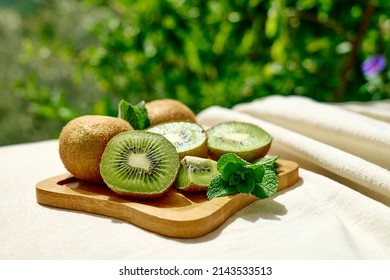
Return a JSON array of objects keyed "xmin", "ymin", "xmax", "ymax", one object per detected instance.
[
  {"xmin": 233, "ymin": 95, "xmax": 390, "ymax": 171},
  {"xmin": 196, "ymin": 102, "xmax": 390, "ymax": 206},
  {"xmin": 195, "ymin": 103, "xmax": 390, "ymax": 259},
  {"xmin": 338, "ymin": 99, "xmax": 390, "ymax": 123}
]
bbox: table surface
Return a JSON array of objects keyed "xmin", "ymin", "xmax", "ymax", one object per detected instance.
[{"xmin": 1, "ymin": 97, "xmax": 390, "ymax": 260}]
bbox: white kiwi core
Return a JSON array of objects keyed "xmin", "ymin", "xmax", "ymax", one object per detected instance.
[
  {"xmin": 127, "ymin": 153, "xmax": 151, "ymax": 170},
  {"xmin": 223, "ymin": 133, "xmax": 249, "ymax": 142},
  {"xmin": 163, "ymin": 133, "xmax": 182, "ymax": 145}
]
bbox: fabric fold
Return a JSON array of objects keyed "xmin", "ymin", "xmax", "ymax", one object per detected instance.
[
  {"xmin": 233, "ymin": 95, "xmax": 390, "ymax": 171},
  {"xmin": 196, "ymin": 106, "xmax": 390, "ymax": 206},
  {"xmin": 338, "ymin": 100, "xmax": 390, "ymax": 123}
]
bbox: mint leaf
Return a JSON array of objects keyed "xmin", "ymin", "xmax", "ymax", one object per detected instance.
[
  {"xmin": 245, "ymin": 164, "xmax": 266, "ymax": 183},
  {"xmin": 218, "ymin": 153, "xmax": 249, "ymax": 181},
  {"xmin": 228, "ymin": 171, "xmax": 243, "ymax": 186},
  {"xmin": 221, "ymin": 162, "xmax": 241, "ymax": 181},
  {"xmin": 217, "ymin": 153, "xmax": 249, "ymax": 171},
  {"xmin": 206, "ymin": 153, "xmax": 279, "ymax": 200},
  {"xmin": 253, "ymin": 155, "xmax": 279, "ymax": 170},
  {"xmin": 251, "ymin": 168, "xmax": 278, "ymax": 199},
  {"xmin": 118, "ymin": 99, "xmax": 150, "ymax": 130},
  {"xmin": 207, "ymin": 175, "xmax": 238, "ymax": 200},
  {"xmin": 236, "ymin": 171, "xmax": 256, "ymax": 194}
]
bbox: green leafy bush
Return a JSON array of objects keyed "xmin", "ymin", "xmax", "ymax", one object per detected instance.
[
  {"xmin": 81, "ymin": 0, "xmax": 390, "ymax": 111},
  {"xmin": 1, "ymin": 0, "xmax": 389, "ymax": 145}
]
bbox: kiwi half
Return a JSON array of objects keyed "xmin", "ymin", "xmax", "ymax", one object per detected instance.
[
  {"xmin": 147, "ymin": 121, "xmax": 208, "ymax": 159},
  {"xmin": 100, "ymin": 130, "xmax": 180, "ymax": 198},
  {"xmin": 206, "ymin": 121, "xmax": 272, "ymax": 161},
  {"xmin": 176, "ymin": 156, "xmax": 219, "ymax": 192}
]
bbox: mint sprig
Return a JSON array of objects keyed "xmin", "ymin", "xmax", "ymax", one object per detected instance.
[
  {"xmin": 206, "ymin": 153, "xmax": 279, "ymax": 200},
  {"xmin": 118, "ymin": 99, "xmax": 150, "ymax": 130}
]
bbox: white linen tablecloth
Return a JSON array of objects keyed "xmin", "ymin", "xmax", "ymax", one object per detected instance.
[{"xmin": 1, "ymin": 95, "xmax": 390, "ymax": 260}]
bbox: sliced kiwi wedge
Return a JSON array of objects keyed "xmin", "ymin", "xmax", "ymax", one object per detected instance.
[
  {"xmin": 147, "ymin": 121, "xmax": 208, "ymax": 159},
  {"xmin": 176, "ymin": 156, "xmax": 219, "ymax": 192},
  {"xmin": 100, "ymin": 130, "xmax": 180, "ymax": 198},
  {"xmin": 206, "ymin": 121, "xmax": 272, "ymax": 161}
]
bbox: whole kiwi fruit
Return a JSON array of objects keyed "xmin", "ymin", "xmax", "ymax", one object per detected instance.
[
  {"xmin": 145, "ymin": 99, "xmax": 197, "ymax": 126},
  {"xmin": 59, "ymin": 115, "xmax": 133, "ymax": 183}
]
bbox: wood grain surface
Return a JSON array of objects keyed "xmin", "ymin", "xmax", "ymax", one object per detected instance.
[{"xmin": 36, "ymin": 159, "xmax": 299, "ymax": 238}]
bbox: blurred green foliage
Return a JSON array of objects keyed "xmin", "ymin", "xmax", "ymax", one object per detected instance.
[{"xmin": 0, "ymin": 0, "xmax": 389, "ymax": 145}]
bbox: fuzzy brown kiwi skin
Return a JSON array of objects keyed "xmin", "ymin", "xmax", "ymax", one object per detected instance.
[
  {"xmin": 145, "ymin": 99, "xmax": 197, "ymax": 126},
  {"xmin": 178, "ymin": 182, "xmax": 209, "ymax": 193},
  {"xmin": 59, "ymin": 115, "xmax": 133, "ymax": 183},
  {"xmin": 178, "ymin": 139, "xmax": 208, "ymax": 159},
  {"xmin": 207, "ymin": 141, "xmax": 272, "ymax": 162}
]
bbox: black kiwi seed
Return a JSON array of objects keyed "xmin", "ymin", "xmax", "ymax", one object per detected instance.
[
  {"xmin": 175, "ymin": 131, "xmax": 191, "ymax": 146},
  {"xmin": 185, "ymin": 159, "xmax": 211, "ymax": 174}
]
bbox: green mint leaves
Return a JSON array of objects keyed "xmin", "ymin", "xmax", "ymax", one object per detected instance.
[
  {"xmin": 118, "ymin": 99, "xmax": 150, "ymax": 130},
  {"xmin": 207, "ymin": 153, "xmax": 279, "ymax": 200}
]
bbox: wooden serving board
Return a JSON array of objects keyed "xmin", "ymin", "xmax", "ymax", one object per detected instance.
[{"xmin": 36, "ymin": 159, "xmax": 299, "ymax": 238}]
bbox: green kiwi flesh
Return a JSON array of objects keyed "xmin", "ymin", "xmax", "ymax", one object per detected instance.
[
  {"xmin": 206, "ymin": 121, "xmax": 272, "ymax": 161},
  {"xmin": 147, "ymin": 121, "xmax": 208, "ymax": 159},
  {"xmin": 176, "ymin": 156, "xmax": 219, "ymax": 192},
  {"xmin": 100, "ymin": 130, "xmax": 180, "ymax": 198}
]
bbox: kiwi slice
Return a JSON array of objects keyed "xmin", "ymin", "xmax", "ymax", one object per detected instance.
[
  {"xmin": 147, "ymin": 121, "xmax": 208, "ymax": 159},
  {"xmin": 100, "ymin": 130, "xmax": 180, "ymax": 198},
  {"xmin": 206, "ymin": 121, "xmax": 272, "ymax": 161},
  {"xmin": 176, "ymin": 156, "xmax": 219, "ymax": 192}
]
